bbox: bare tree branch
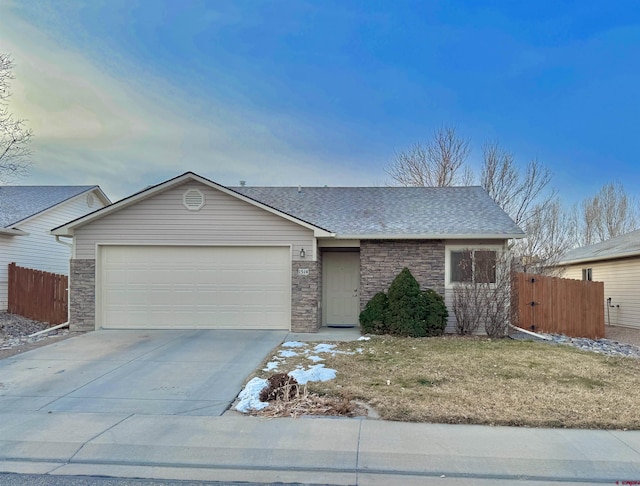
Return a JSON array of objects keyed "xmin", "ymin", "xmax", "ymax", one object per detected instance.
[
  {"xmin": 480, "ymin": 141, "xmax": 553, "ymax": 226},
  {"xmin": 0, "ymin": 53, "xmax": 32, "ymax": 183},
  {"xmin": 386, "ymin": 125, "xmax": 471, "ymax": 187},
  {"xmin": 578, "ymin": 182, "xmax": 639, "ymax": 245}
]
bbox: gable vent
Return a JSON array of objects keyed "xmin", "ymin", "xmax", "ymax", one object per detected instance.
[{"xmin": 183, "ymin": 189, "xmax": 205, "ymax": 211}]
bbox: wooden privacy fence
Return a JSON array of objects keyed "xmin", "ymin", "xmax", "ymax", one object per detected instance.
[
  {"xmin": 8, "ymin": 263, "xmax": 68, "ymax": 325},
  {"xmin": 512, "ymin": 272, "xmax": 605, "ymax": 340}
]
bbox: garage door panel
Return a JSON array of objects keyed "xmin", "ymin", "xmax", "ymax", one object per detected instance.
[{"xmin": 100, "ymin": 246, "xmax": 291, "ymax": 330}]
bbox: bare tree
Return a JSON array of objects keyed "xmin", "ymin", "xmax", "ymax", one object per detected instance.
[
  {"xmin": 578, "ymin": 182, "xmax": 639, "ymax": 246},
  {"xmin": 0, "ymin": 53, "xmax": 32, "ymax": 183},
  {"xmin": 386, "ymin": 125, "xmax": 472, "ymax": 187},
  {"xmin": 513, "ymin": 199, "xmax": 577, "ymax": 274},
  {"xmin": 480, "ymin": 141, "xmax": 553, "ymax": 226}
]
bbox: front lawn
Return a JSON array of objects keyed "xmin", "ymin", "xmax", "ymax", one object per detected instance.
[{"xmin": 251, "ymin": 336, "xmax": 640, "ymax": 429}]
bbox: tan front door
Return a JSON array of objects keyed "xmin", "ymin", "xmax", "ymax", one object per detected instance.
[{"xmin": 323, "ymin": 251, "xmax": 360, "ymax": 326}]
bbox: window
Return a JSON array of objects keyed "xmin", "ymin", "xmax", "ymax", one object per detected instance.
[
  {"xmin": 450, "ymin": 249, "xmax": 497, "ymax": 284},
  {"xmin": 582, "ymin": 268, "xmax": 593, "ymax": 281}
]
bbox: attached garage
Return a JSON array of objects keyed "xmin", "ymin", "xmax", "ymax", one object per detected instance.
[{"xmin": 98, "ymin": 245, "xmax": 291, "ymax": 330}]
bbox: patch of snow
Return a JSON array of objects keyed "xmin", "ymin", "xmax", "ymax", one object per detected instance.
[
  {"xmin": 289, "ymin": 364, "xmax": 337, "ymax": 384},
  {"xmin": 356, "ymin": 348, "xmax": 363, "ymax": 353},
  {"xmin": 235, "ymin": 377, "xmax": 269, "ymax": 413},
  {"xmin": 279, "ymin": 350, "xmax": 298, "ymax": 358},
  {"xmin": 314, "ymin": 343, "xmax": 337, "ymax": 353},
  {"xmin": 282, "ymin": 341, "xmax": 307, "ymax": 348},
  {"xmin": 307, "ymin": 355, "xmax": 324, "ymax": 363},
  {"xmin": 262, "ymin": 361, "xmax": 279, "ymax": 371},
  {"xmin": 357, "ymin": 336, "xmax": 371, "ymax": 341}
]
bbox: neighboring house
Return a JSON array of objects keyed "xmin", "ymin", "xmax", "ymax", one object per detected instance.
[
  {"xmin": 557, "ymin": 229, "xmax": 640, "ymax": 329},
  {"xmin": 0, "ymin": 185, "xmax": 111, "ymax": 311},
  {"xmin": 52, "ymin": 172, "xmax": 524, "ymax": 333}
]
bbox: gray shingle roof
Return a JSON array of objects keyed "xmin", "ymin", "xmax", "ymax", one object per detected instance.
[
  {"xmin": 232, "ymin": 186, "xmax": 524, "ymax": 238},
  {"xmin": 0, "ymin": 186, "xmax": 97, "ymax": 228},
  {"xmin": 559, "ymin": 229, "xmax": 640, "ymax": 264}
]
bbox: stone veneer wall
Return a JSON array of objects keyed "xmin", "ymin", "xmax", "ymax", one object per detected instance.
[
  {"xmin": 291, "ymin": 260, "xmax": 321, "ymax": 332},
  {"xmin": 69, "ymin": 259, "xmax": 96, "ymax": 332},
  {"xmin": 360, "ymin": 240, "xmax": 445, "ymax": 309}
]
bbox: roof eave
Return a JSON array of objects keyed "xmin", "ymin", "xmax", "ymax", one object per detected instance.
[
  {"xmin": 12, "ymin": 186, "xmax": 110, "ymax": 229},
  {"xmin": 52, "ymin": 172, "xmax": 332, "ymax": 236},
  {"xmin": 557, "ymin": 249, "xmax": 640, "ymax": 266},
  {"xmin": 323, "ymin": 233, "xmax": 526, "ymax": 240},
  {"xmin": 0, "ymin": 228, "xmax": 28, "ymax": 236}
]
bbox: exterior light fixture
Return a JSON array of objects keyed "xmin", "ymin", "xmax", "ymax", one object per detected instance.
[{"xmin": 299, "ymin": 248, "xmax": 306, "ymax": 258}]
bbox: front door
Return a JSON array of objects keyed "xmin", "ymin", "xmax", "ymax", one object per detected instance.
[{"xmin": 323, "ymin": 251, "xmax": 360, "ymax": 327}]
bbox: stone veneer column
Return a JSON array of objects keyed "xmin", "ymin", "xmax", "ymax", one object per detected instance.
[
  {"xmin": 69, "ymin": 259, "xmax": 96, "ymax": 332},
  {"xmin": 359, "ymin": 240, "xmax": 445, "ymax": 309},
  {"xmin": 291, "ymin": 260, "xmax": 321, "ymax": 332}
]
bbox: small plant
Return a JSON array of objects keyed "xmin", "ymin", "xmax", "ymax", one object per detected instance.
[
  {"xmin": 359, "ymin": 291, "xmax": 389, "ymax": 334},
  {"xmin": 259, "ymin": 373, "xmax": 299, "ymax": 402}
]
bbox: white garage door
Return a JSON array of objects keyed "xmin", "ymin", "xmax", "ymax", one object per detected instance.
[{"xmin": 99, "ymin": 246, "xmax": 291, "ymax": 330}]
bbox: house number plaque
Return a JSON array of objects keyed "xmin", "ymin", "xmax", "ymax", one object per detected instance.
[{"xmin": 298, "ymin": 268, "xmax": 310, "ymax": 276}]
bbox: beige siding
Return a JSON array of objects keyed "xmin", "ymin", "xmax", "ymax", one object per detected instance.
[
  {"xmin": 74, "ymin": 181, "xmax": 315, "ymax": 260},
  {"xmin": 443, "ymin": 240, "xmax": 509, "ymax": 334},
  {"xmin": 562, "ymin": 258, "xmax": 640, "ymax": 329},
  {"xmin": 0, "ymin": 190, "xmax": 107, "ymax": 310}
]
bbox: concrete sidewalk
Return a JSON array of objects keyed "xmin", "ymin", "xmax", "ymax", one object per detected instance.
[{"xmin": 0, "ymin": 412, "xmax": 639, "ymax": 485}]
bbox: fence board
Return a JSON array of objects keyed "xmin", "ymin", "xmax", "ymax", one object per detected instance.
[
  {"xmin": 512, "ymin": 272, "xmax": 604, "ymax": 339},
  {"xmin": 7, "ymin": 263, "xmax": 68, "ymax": 325}
]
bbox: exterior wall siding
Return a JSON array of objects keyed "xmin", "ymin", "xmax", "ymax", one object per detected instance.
[
  {"xmin": 562, "ymin": 258, "xmax": 640, "ymax": 329},
  {"xmin": 74, "ymin": 181, "xmax": 314, "ymax": 261},
  {"xmin": 71, "ymin": 181, "xmax": 317, "ymax": 331},
  {"xmin": 69, "ymin": 259, "xmax": 96, "ymax": 332},
  {"xmin": 443, "ymin": 240, "xmax": 509, "ymax": 334},
  {"xmin": 0, "ymin": 190, "xmax": 107, "ymax": 310},
  {"xmin": 359, "ymin": 240, "xmax": 445, "ymax": 310},
  {"xmin": 291, "ymin": 260, "xmax": 321, "ymax": 332}
]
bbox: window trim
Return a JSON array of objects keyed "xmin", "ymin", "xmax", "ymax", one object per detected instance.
[{"xmin": 445, "ymin": 244, "xmax": 505, "ymax": 288}]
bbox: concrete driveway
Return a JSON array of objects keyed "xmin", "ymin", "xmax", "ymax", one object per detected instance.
[{"xmin": 0, "ymin": 329, "xmax": 287, "ymax": 416}]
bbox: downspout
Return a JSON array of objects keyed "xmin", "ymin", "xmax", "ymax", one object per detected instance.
[
  {"xmin": 508, "ymin": 322, "xmax": 551, "ymax": 341},
  {"xmin": 30, "ymin": 236, "xmax": 73, "ymax": 337}
]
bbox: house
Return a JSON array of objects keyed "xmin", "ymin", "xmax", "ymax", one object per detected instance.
[
  {"xmin": 51, "ymin": 172, "xmax": 524, "ymax": 333},
  {"xmin": 557, "ymin": 229, "xmax": 640, "ymax": 329},
  {"xmin": 0, "ymin": 185, "xmax": 111, "ymax": 310}
]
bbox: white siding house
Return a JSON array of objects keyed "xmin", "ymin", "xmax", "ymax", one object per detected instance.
[
  {"xmin": 558, "ymin": 229, "xmax": 640, "ymax": 330},
  {"xmin": 0, "ymin": 186, "xmax": 110, "ymax": 310}
]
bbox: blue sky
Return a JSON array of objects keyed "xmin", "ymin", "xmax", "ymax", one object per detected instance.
[{"xmin": 2, "ymin": 0, "xmax": 640, "ymax": 203}]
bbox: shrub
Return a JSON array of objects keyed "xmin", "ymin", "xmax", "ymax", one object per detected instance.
[
  {"xmin": 422, "ymin": 288, "xmax": 448, "ymax": 336},
  {"xmin": 259, "ymin": 373, "xmax": 299, "ymax": 402},
  {"xmin": 359, "ymin": 291, "xmax": 389, "ymax": 334},
  {"xmin": 386, "ymin": 267, "xmax": 429, "ymax": 337}
]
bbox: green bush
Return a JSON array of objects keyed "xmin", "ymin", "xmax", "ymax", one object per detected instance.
[
  {"xmin": 359, "ymin": 291, "xmax": 389, "ymax": 334},
  {"xmin": 360, "ymin": 267, "xmax": 449, "ymax": 338},
  {"xmin": 422, "ymin": 288, "xmax": 448, "ymax": 336},
  {"xmin": 386, "ymin": 267, "xmax": 429, "ymax": 337}
]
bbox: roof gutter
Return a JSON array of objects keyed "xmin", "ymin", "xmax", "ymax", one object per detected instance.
[{"xmin": 0, "ymin": 228, "xmax": 28, "ymax": 236}]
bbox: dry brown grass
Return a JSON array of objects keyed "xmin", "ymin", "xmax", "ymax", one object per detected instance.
[{"xmin": 252, "ymin": 336, "xmax": 640, "ymax": 429}]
